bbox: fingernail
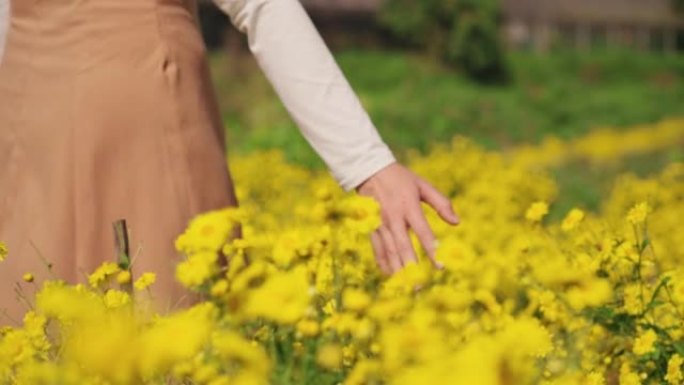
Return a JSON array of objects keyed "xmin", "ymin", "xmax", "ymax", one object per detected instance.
[{"xmin": 451, "ymin": 214, "xmax": 460, "ymax": 225}]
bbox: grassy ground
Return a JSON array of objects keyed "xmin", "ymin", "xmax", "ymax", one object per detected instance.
[{"xmin": 209, "ymin": 49, "xmax": 684, "ymax": 212}]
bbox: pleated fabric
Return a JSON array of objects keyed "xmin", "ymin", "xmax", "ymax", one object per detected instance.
[{"xmin": 0, "ymin": 0, "xmax": 237, "ymax": 323}]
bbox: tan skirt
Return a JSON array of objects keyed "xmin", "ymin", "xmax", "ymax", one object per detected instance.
[{"xmin": 0, "ymin": 0, "xmax": 237, "ymax": 323}]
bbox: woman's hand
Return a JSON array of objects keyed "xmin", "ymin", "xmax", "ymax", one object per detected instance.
[{"xmin": 356, "ymin": 162, "xmax": 460, "ymax": 274}]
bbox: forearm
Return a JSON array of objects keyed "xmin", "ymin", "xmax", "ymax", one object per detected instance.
[
  {"xmin": 0, "ymin": 0, "xmax": 9, "ymax": 63},
  {"xmin": 212, "ymin": 0, "xmax": 396, "ymax": 190}
]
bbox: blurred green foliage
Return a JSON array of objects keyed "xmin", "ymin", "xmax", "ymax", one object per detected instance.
[
  {"xmin": 211, "ymin": 49, "xmax": 683, "ymax": 211},
  {"xmin": 213, "ymin": 50, "xmax": 684, "ymax": 162},
  {"xmin": 378, "ymin": 0, "xmax": 508, "ymax": 83},
  {"xmin": 673, "ymin": 0, "xmax": 684, "ymax": 13}
]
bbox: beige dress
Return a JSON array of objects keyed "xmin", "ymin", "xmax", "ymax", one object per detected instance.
[{"xmin": 0, "ymin": 0, "xmax": 395, "ymax": 323}]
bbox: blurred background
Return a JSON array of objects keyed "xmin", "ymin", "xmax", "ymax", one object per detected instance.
[{"xmin": 197, "ymin": 0, "xmax": 683, "ymax": 215}]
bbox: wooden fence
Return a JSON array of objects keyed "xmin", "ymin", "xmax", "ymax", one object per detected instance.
[{"xmin": 199, "ymin": 0, "xmax": 684, "ymax": 52}]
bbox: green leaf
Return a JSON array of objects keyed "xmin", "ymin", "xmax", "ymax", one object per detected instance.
[
  {"xmin": 584, "ymin": 306, "xmax": 637, "ymax": 335},
  {"xmin": 674, "ymin": 342, "xmax": 684, "ymax": 356},
  {"xmin": 643, "ymin": 277, "xmax": 671, "ymax": 314}
]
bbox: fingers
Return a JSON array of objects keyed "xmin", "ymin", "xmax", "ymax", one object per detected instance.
[
  {"xmin": 417, "ymin": 178, "xmax": 459, "ymax": 225},
  {"xmin": 389, "ymin": 221, "xmax": 418, "ymax": 267},
  {"xmin": 406, "ymin": 209, "xmax": 443, "ymax": 269},
  {"xmin": 378, "ymin": 227, "xmax": 403, "ymax": 273},
  {"xmin": 376, "ymin": 195, "xmax": 444, "ymax": 274},
  {"xmin": 376, "ymin": 222, "xmax": 418, "ymax": 274},
  {"xmin": 370, "ymin": 232, "xmax": 391, "ymax": 275},
  {"xmin": 357, "ymin": 164, "xmax": 457, "ymax": 275}
]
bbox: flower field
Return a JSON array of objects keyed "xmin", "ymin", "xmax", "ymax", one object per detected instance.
[{"xmin": 1, "ymin": 119, "xmax": 683, "ymax": 385}]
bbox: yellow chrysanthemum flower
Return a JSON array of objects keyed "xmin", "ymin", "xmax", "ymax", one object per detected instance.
[
  {"xmin": 87, "ymin": 262, "xmax": 120, "ymax": 288},
  {"xmin": 175, "ymin": 208, "xmax": 242, "ymax": 255},
  {"xmin": 622, "ymin": 284, "xmax": 643, "ymax": 315},
  {"xmin": 175, "ymin": 251, "xmax": 219, "ymax": 289},
  {"xmin": 316, "ymin": 344, "xmax": 343, "ymax": 371},
  {"xmin": 242, "ymin": 267, "xmax": 311, "ymax": 324},
  {"xmin": 665, "ymin": 354, "xmax": 683, "ymax": 385},
  {"xmin": 525, "ymin": 201, "xmax": 549, "ymax": 222},
  {"xmin": 626, "ymin": 202, "xmax": 650, "ymax": 225},
  {"xmin": 585, "ymin": 371, "xmax": 605, "ymax": 385},
  {"xmin": 0, "ymin": 242, "xmax": 8, "ymax": 262},
  {"xmin": 103, "ymin": 289, "xmax": 131, "ymax": 309},
  {"xmin": 211, "ymin": 330, "xmax": 271, "ymax": 376},
  {"xmin": 296, "ymin": 319, "xmax": 320, "ymax": 337},
  {"xmin": 116, "ymin": 270, "xmax": 132, "ymax": 285},
  {"xmin": 619, "ymin": 362, "xmax": 642, "ymax": 385},
  {"xmin": 134, "ymin": 272, "xmax": 157, "ymax": 291},
  {"xmin": 561, "ymin": 208, "xmax": 585, "ymax": 232},
  {"xmin": 1, "ymin": 122, "xmax": 683, "ymax": 385},
  {"xmin": 633, "ymin": 329, "xmax": 658, "ymax": 355},
  {"xmin": 342, "ymin": 288, "xmax": 372, "ymax": 312}
]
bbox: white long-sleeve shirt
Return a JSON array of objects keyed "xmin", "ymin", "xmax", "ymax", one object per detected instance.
[
  {"xmin": 0, "ymin": 0, "xmax": 7, "ymax": 60},
  {"xmin": 211, "ymin": 0, "xmax": 396, "ymax": 190},
  {"xmin": 0, "ymin": 0, "xmax": 395, "ymax": 191}
]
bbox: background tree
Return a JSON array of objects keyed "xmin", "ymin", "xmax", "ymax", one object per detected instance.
[
  {"xmin": 379, "ymin": 0, "xmax": 509, "ymax": 83},
  {"xmin": 673, "ymin": 0, "xmax": 684, "ymax": 14}
]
